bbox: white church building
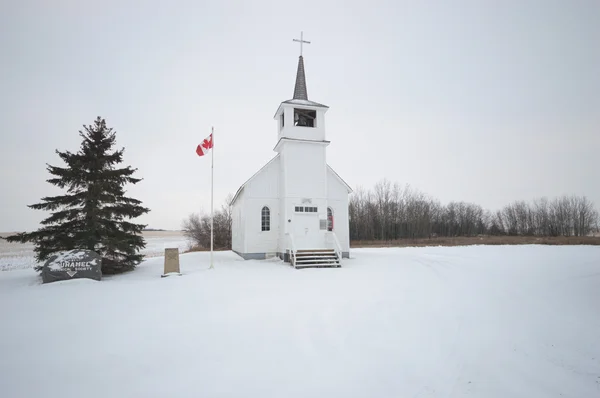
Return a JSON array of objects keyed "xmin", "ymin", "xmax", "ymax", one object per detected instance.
[{"xmin": 230, "ymin": 49, "xmax": 352, "ymax": 268}]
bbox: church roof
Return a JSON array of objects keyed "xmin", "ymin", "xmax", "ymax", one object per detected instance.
[
  {"xmin": 281, "ymin": 98, "xmax": 328, "ymax": 108},
  {"xmin": 273, "ymin": 56, "xmax": 328, "ymax": 118},
  {"xmin": 293, "ymin": 55, "xmax": 308, "ymax": 100},
  {"xmin": 290, "ymin": 55, "xmax": 328, "ymax": 108},
  {"xmin": 273, "ymin": 137, "xmax": 330, "ymax": 152}
]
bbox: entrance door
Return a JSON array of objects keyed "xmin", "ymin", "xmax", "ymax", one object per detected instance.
[{"xmin": 293, "ymin": 212, "xmax": 321, "ymax": 249}]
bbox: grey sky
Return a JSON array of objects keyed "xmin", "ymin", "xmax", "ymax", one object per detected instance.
[{"xmin": 1, "ymin": 0, "xmax": 599, "ymax": 232}]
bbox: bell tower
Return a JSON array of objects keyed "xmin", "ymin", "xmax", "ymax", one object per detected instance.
[{"xmin": 273, "ymin": 32, "xmax": 329, "ymax": 146}]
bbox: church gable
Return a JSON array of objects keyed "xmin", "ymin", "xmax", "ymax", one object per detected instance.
[
  {"xmin": 231, "ymin": 155, "xmax": 280, "ymax": 205},
  {"xmin": 327, "ymin": 165, "xmax": 353, "ymax": 197},
  {"xmin": 245, "ymin": 155, "xmax": 280, "ymax": 198}
]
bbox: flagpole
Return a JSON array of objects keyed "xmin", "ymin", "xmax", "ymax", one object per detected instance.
[{"xmin": 209, "ymin": 126, "xmax": 214, "ymax": 269}]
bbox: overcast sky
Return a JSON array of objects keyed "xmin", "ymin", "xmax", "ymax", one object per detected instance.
[{"xmin": 1, "ymin": 0, "xmax": 599, "ymax": 232}]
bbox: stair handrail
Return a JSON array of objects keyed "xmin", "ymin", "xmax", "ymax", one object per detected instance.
[
  {"xmin": 328, "ymin": 231, "xmax": 343, "ymax": 263},
  {"xmin": 285, "ymin": 232, "xmax": 297, "ymax": 267}
]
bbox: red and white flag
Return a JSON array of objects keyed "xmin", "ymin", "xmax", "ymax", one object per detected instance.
[{"xmin": 196, "ymin": 133, "xmax": 213, "ymax": 156}]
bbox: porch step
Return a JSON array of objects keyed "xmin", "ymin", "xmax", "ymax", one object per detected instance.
[
  {"xmin": 296, "ymin": 255, "xmax": 337, "ymax": 259},
  {"xmin": 292, "ymin": 249, "xmax": 341, "ymax": 269}
]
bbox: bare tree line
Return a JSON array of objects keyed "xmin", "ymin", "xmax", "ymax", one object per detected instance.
[
  {"xmin": 492, "ymin": 196, "xmax": 599, "ymax": 237},
  {"xmin": 350, "ymin": 179, "xmax": 599, "ymax": 241}
]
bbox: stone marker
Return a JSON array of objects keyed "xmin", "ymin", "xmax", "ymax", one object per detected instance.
[
  {"xmin": 41, "ymin": 249, "xmax": 102, "ymax": 284},
  {"xmin": 162, "ymin": 248, "xmax": 181, "ymax": 277}
]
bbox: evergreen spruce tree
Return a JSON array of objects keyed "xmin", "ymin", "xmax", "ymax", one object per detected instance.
[{"xmin": 4, "ymin": 117, "xmax": 150, "ymax": 274}]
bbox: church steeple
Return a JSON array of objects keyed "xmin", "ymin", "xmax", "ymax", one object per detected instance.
[
  {"xmin": 273, "ymin": 31, "xmax": 329, "ymax": 143},
  {"xmin": 293, "ymin": 56, "xmax": 308, "ymax": 100}
]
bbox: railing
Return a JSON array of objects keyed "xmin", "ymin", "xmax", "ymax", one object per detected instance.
[
  {"xmin": 285, "ymin": 233, "xmax": 297, "ymax": 267},
  {"xmin": 325, "ymin": 231, "xmax": 343, "ymax": 263}
]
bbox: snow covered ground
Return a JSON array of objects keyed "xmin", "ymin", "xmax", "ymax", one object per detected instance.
[
  {"xmin": 1, "ymin": 245, "xmax": 599, "ymax": 397},
  {"xmin": 0, "ymin": 231, "xmax": 191, "ymax": 271}
]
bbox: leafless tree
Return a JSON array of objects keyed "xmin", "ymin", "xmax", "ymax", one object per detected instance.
[{"xmin": 182, "ymin": 193, "xmax": 234, "ymax": 250}]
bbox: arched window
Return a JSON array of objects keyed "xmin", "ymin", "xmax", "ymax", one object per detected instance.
[
  {"xmin": 261, "ymin": 206, "xmax": 270, "ymax": 231},
  {"xmin": 327, "ymin": 207, "xmax": 334, "ymax": 231}
]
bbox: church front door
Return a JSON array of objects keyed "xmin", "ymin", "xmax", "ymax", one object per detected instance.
[{"xmin": 292, "ymin": 211, "xmax": 321, "ymax": 249}]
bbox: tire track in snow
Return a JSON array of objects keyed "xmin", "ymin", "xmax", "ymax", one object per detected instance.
[
  {"xmin": 412, "ymin": 250, "xmax": 483, "ymax": 397},
  {"xmin": 413, "ymin": 257, "xmax": 446, "ymax": 281}
]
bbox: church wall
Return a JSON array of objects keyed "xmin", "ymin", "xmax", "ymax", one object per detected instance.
[
  {"xmin": 316, "ymin": 111, "xmax": 326, "ymax": 137},
  {"xmin": 278, "ymin": 141, "xmax": 329, "ymax": 252},
  {"xmin": 327, "ymin": 168, "xmax": 351, "ymax": 255},
  {"xmin": 243, "ymin": 198, "xmax": 279, "ymax": 255},
  {"xmin": 241, "ymin": 156, "xmax": 280, "ymax": 256},
  {"xmin": 279, "ymin": 125, "xmax": 325, "ymax": 142},
  {"xmin": 282, "ymin": 141, "xmax": 327, "ymax": 199},
  {"xmin": 231, "ymin": 189, "xmax": 246, "ymax": 255},
  {"xmin": 278, "ymin": 152, "xmax": 287, "ymax": 254}
]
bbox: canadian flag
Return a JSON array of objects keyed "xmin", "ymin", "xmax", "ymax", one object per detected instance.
[{"xmin": 196, "ymin": 133, "xmax": 213, "ymax": 156}]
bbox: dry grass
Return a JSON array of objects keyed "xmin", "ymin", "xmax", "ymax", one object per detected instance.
[
  {"xmin": 184, "ymin": 245, "xmax": 209, "ymax": 253},
  {"xmin": 351, "ymin": 235, "xmax": 600, "ymax": 248},
  {"xmin": 182, "ymin": 245, "xmax": 229, "ymax": 253}
]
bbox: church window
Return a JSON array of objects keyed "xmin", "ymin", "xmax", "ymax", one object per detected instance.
[
  {"xmin": 327, "ymin": 207, "xmax": 334, "ymax": 231},
  {"xmin": 261, "ymin": 206, "xmax": 270, "ymax": 231},
  {"xmin": 294, "ymin": 108, "xmax": 316, "ymax": 127},
  {"xmin": 280, "ymin": 113, "xmax": 284, "ymax": 129},
  {"xmin": 295, "ymin": 206, "xmax": 317, "ymax": 213}
]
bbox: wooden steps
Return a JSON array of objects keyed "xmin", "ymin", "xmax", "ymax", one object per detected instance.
[{"xmin": 293, "ymin": 249, "xmax": 341, "ymax": 269}]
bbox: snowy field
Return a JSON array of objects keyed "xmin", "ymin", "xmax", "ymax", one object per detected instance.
[
  {"xmin": 0, "ymin": 230, "xmax": 191, "ymax": 271},
  {"xmin": 1, "ymin": 245, "xmax": 599, "ymax": 397}
]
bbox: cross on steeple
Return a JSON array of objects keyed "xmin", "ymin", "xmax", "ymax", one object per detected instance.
[{"xmin": 293, "ymin": 31, "xmax": 311, "ymax": 56}]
